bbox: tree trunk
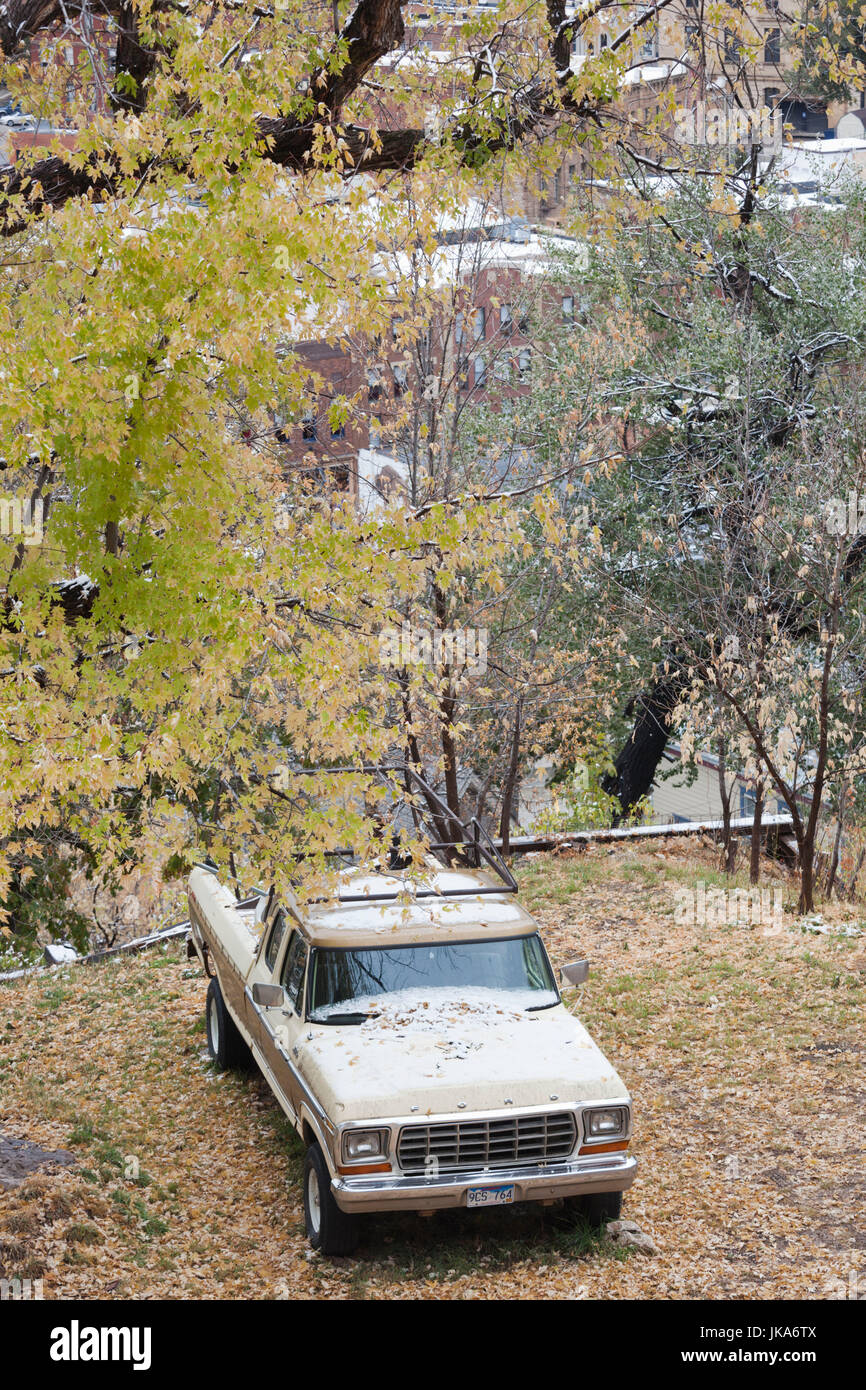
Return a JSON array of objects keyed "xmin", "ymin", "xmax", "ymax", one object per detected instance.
[
  {"xmin": 716, "ymin": 737, "xmax": 736, "ymax": 874},
  {"xmin": 847, "ymin": 847, "xmax": 865, "ymax": 901},
  {"xmin": 798, "ymin": 832, "xmax": 816, "ymax": 915},
  {"xmin": 432, "ymin": 584, "xmax": 464, "ymax": 846},
  {"xmin": 499, "ymin": 696, "xmax": 523, "ymax": 856},
  {"xmin": 602, "ymin": 670, "xmax": 685, "ymax": 821},
  {"xmin": 824, "ymin": 780, "xmax": 847, "ymax": 899},
  {"xmin": 749, "ymin": 782, "xmax": 764, "ymax": 886}
]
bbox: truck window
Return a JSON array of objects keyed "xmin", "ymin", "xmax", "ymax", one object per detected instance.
[
  {"xmin": 264, "ymin": 909, "xmax": 288, "ymax": 973},
  {"xmin": 281, "ymin": 932, "xmax": 308, "ymax": 1014}
]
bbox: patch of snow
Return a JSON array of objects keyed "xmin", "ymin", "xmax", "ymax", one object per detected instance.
[
  {"xmin": 798, "ymin": 915, "xmax": 862, "ymax": 937},
  {"xmin": 314, "ymin": 985, "xmax": 557, "ymax": 1030}
]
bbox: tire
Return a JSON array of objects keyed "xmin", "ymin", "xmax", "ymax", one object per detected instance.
[
  {"xmin": 303, "ymin": 1143, "xmax": 359, "ymax": 1257},
  {"xmin": 205, "ymin": 977, "xmax": 251, "ymax": 1071},
  {"xmin": 571, "ymin": 1189, "xmax": 623, "ymax": 1229}
]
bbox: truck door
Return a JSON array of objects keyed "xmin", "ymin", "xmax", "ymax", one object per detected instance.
[
  {"xmin": 246, "ymin": 915, "xmax": 308, "ymax": 1120},
  {"xmin": 272, "ymin": 931, "xmax": 309, "ymax": 1117},
  {"xmin": 245, "ymin": 907, "xmax": 289, "ymax": 1046}
]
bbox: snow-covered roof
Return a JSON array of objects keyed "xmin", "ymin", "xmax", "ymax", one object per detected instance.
[
  {"xmin": 621, "ymin": 60, "xmax": 687, "ymax": 88},
  {"xmin": 301, "ymin": 865, "xmax": 538, "ymax": 948}
]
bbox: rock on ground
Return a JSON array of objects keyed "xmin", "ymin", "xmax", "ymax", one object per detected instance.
[
  {"xmin": 0, "ymin": 1134, "xmax": 77, "ymax": 1191},
  {"xmin": 606, "ymin": 1219, "xmax": 659, "ymax": 1257}
]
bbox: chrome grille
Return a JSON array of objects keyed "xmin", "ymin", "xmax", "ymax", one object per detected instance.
[{"xmin": 397, "ymin": 1112, "xmax": 577, "ymax": 1174}]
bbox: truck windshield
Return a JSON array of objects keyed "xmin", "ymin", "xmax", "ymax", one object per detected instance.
[{"xmin": 307, "ymin": 934, "xmax": 559, "ymax": 1023}]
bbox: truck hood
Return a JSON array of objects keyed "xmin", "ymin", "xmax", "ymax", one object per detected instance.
[{"xmin": 293, "ymin": 992, "xmax": 629, "ymax": 1122}]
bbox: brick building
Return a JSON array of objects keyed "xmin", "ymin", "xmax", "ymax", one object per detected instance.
[{"xmin": 270, "ymin": 210, "xmax": 586, "ymax": 512}]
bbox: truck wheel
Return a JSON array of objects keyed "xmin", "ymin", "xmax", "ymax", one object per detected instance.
[
  {"xmin": 303, "ymin": 1143, "xmax": 359, "ymax": 1257},
  {"xmin": 572, "ymin": 1189, "xmax": 623, "ymax": 1228},
  {"xmin": 205, "ymin": 977, "xmax": 250, "ymax": 1071}
]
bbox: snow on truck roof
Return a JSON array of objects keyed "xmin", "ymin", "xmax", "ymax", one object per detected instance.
[
  {"xmin": 190, "ymin": 850, "xmax": 536, "ymax": 952},
  {"xmin": 300, "ymin": 866, "xmax": 538, "ymax": 948}
]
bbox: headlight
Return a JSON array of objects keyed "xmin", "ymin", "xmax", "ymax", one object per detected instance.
[
  {"xmin": 341, "ymin": 1129, "xmax": 389, "ymax": 1163},
  {"xmin": 585, "ymin": 1107, "xmax": 628, "ymax": 1140}
]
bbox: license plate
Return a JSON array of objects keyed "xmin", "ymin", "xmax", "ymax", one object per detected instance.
[{"xmin": 467, "ymin": 1184, "xmax": 515, "ymax": 1209}]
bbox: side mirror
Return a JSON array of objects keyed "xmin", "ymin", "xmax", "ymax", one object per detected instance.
[
  {"xmin": 561, "ymin": 960, "xmax": 590, "ymax": 987},
  {"xmin": 252, "ymin": 982, "xmax": 286, "ymax": 1009}
]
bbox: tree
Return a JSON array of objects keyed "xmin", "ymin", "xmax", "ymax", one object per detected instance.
[
  {"xmin": 590, "ymin": 316, "xmax": 866, "ymax": 911},
  {"xmin": 0, "ymin": 0, "xmax": 669, "ymax": 230},
  {"xmin": 2, "ymin": 2, "xmax": 682, "ymax": 949},
  {"xmin": 786, "ymin": 0, "xmax": 866, "ymax": 106},
  {"xmin": 579, "ymin": 159, "xmax": 866, "ymax": 824}
]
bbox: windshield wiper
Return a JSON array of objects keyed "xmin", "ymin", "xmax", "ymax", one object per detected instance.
[
  {"xmin": 526, "ymin": 998, "xmax": 560, "ymax": 1012},
  {"xmin": 310, "ymin": 1010, "xmax": 379, "ymax": 1026}
]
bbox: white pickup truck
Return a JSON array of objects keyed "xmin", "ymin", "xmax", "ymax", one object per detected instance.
[{"xmin": 187, "ymin": 856, "xmax": 636, "ymax": 1256}]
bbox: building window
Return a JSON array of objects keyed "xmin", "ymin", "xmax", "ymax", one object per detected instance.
[
  {"xmin": 562, "ymin": 294, "xmax": 575, "ymax": 324},
  {"xmin": 302, "ymin": 412, "xmax": 317, "ymax": 442},
  {"xmin": 455, "ymin": 312, "xmax": 464, "ymax": 345},
  {"xmin": 640, "ymin": 25, "xmax": 658, "ymax": 60},
  {"xmin": 500, "ymin": 303, "xmax": 512, "ymax": 331},
  {"xmin": 517, "ymin": 347, "xmax": 531, "ymax": 378},
  {"xmin": 724, "ymin": 28, "xmax": 741, "ymax": 64},
  {"xmin": 392, "ymin": 363, "xmax": 408, "ymax": 398},
  {"xmin": 764, "ymin": 28, "xmax": 781, "ymax": 65},
  {"xmin": 330, "ymin": 419, "xmax": 346, "ymax": 440},
  {"xmin": 474, "ymin": 355, "xmax": 487, "ymax": 387},
  {"xmin": 493, "ymin": 357, "xmax": 510, "ymax": 382},
  {"xmin": 457, "ymin": 356, "xmax": 470, "ymax": 390},
  {"xmin": 367, "ymin": 368, "xmax": 382, "ymax": 403},
  {"xmin": 600, "ymin": 32, "xmax": 608, "ymax": 49},
  {"xmin": 684, "ymin": 23, "xmax": 698, "ymax": 48},
  {"xmin": 473, "ymin": 306, "xmax": 486, "ymax": 340},
  {"xmin": 764, "ymin": 87, "xmax": 781, "ymax": 110}
]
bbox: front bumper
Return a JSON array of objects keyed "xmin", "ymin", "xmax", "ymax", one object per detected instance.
[{"xmin": 332, "ymin": 1150, "xmax": 637, "ymax": 1214}]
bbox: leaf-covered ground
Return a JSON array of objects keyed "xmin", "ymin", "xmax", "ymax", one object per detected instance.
[{"xmin": 1, "ymin": 842, "xmax": 864, "ymax": 1300}]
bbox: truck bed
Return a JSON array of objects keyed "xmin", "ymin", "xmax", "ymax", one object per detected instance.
[{"xmin": 188, "ymin": 867, "xmax": 264, "ymax": 986}]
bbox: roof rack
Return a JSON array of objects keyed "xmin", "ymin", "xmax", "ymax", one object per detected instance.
[{"xmin": 271, "ymin": 762, "xmax": 518, "ymax": 900}]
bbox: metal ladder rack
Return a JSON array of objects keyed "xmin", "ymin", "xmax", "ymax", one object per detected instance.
[{"xmin": 271, "ymin": 761, "xmax": 518, "ymax": 900}]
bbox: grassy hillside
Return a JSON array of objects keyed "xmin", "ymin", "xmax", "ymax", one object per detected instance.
[{"xmin": 1, "ymin": 841, "xmax": 863, "ymax": 1300}]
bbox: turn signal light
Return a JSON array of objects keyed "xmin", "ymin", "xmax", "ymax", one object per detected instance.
[{"xmin": 578, "ymin": 1139, "xmax": 630, "ymax": 1156}]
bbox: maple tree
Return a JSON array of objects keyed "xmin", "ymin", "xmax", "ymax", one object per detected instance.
[{"xmin": 2, "ymin": 1, "xmax": 677, "ymax": 949}]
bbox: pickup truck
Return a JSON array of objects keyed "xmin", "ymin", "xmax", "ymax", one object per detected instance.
[{"xmin": 187, "ymin": 858, "xmax": 636, "ymax": 1255}]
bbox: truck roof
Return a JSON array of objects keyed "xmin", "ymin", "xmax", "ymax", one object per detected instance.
[{"xmin": 299, "ymin": 865, "xmax": 538, "ymax": 949}]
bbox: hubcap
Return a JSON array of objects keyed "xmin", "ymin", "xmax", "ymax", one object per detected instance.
[
  {"xmin": 209, "ymin": 995, "xmax": 220, "ymax": 1054},
  {"xmin": 307, "ymin": 1167, "xmax": 321, "ymax": 1235}
]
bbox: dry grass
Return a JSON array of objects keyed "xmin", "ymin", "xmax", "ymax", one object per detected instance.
[{"xmin": 1, "ymin": 841, "xmax": 863, "ymax": 1300}]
